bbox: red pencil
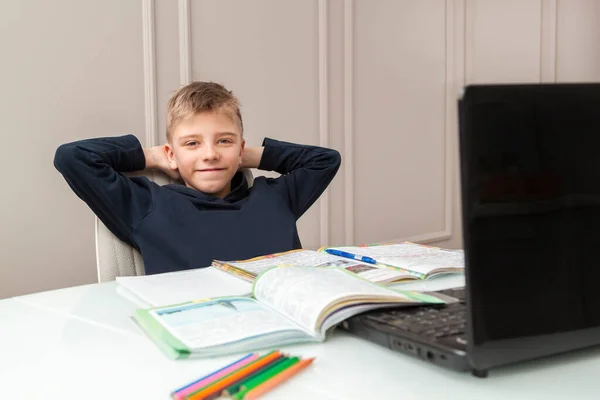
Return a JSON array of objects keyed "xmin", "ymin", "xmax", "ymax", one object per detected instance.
[{"xmin": 242, "ymin": 357, "xmax": 315, "ymax": 400}]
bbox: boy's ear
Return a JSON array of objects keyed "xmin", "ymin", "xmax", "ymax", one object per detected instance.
[
  {"xmin": 165, "ymin": 143, "xmax": 178, "ymax": 170},
  {"xmin": 239, "ymin": 139, "xmax": 246, "ymax": 166}
]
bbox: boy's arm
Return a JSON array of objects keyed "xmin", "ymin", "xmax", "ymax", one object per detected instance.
[
  {"xmin": 54, "ymin": 134, "xmax": 154, "ymax": 244},
  {"xmin": 241, "ymin": 147, "xmax": 264, "ymax": 169},
  {"xmin": 256, "ymin": 138, "xmax": 342, "ymax": 219}
]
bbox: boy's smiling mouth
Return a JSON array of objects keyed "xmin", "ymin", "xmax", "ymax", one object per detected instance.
[{"xmin": 197, "ymin": 167, "xmax": 226, "ymax": 172}]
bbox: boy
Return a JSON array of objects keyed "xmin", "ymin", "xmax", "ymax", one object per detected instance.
[{"xmin": 54, "ymin": 81, "xmax": 341, "ymax": 275}]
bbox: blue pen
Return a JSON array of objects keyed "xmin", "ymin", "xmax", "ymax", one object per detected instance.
[{"xmin": 325, "ymin": 249, "xmax": 377, "ymax": 265}]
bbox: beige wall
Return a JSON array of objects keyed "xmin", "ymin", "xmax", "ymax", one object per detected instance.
[
  {"xmin": 0, "ymin": 0, "xmax": 146, "ymax": 298},
  {"xmin": 1, "ymin": 0, "xmax": 599, "ymax": 298}
]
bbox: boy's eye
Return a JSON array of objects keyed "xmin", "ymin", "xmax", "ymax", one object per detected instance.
[
  {"xmin": 218, "ymin": 139, "xmax": 233, "ymax": 144},
  {"xmin": 185, "ymin": 141, "xmax": 198, "ymax": 146}
]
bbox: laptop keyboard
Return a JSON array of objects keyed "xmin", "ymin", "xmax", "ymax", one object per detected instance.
[
  {"xmin": 365, "ymin": 303, "xmax": 466, "ymax": 339},
  {"xmin": 363, "ymin": 288, "xmax": 467, "ymax": 341}
]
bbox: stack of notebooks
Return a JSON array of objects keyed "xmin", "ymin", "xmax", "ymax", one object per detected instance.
[{"xmin": 118, "ymin": 242, "xmax": 464, "ymax": 359}]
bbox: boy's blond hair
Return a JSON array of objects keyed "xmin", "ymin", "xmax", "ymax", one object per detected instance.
[{"xmin": 166, "ymin": 81, "xmax": 243, "ymax": 142}]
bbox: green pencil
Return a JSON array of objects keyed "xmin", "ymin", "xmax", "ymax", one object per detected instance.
[
  {"xmin": 232, "ymin": 357, "xmax": 300, "ymax": 400},
  {"xmin": 223, "ymin": 355, "xmax": 289, "ymax": 396}
]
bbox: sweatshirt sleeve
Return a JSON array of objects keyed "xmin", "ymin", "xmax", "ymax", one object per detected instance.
[
  {"xmin": 257, "ymin": 137, "xmax": 342, "ymax": 219},
  {"xmin": 53, "ymin": 134, "xmax": 153, "ymax": 244}
]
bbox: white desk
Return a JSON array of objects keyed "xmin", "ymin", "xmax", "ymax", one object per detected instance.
[{"xmin": 2, "ymin": 279, "xmax": 600, "ymax": 400}]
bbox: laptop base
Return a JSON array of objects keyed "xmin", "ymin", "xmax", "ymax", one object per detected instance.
[
  {"xmin": 340, "ymin": 317, "xmax": 473, "ymax": 373},
  {"xmin": 340, "ymin": 287, "xmax": 491, "ymax": 377}
]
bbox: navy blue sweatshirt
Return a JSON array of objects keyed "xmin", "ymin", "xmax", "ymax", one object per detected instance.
[{"xmin": 54, "ymin": 135, "xmax": 341, "ymax": 275}]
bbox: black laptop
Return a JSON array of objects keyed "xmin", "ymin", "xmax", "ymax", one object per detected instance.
[{"xmin": 340, "ymin": 83, "xmax": 600, "ymax": 377}]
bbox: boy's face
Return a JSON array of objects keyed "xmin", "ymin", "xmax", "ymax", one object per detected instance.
[{"xmin": 166, "ymin": 111, "xmax": 245, "ymax": 198}]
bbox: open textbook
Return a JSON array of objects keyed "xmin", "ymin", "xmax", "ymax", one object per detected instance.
[
  {"xmin": 324, "ymin": 242, "xmax": 465, "ymax": 279},
  {"xmin": 133, "ymin": 266, "xmax": 449, "ymax": 359},
  {"xmin": 212, "ymin": 244, "xmax": 464, "ymax": 284},
  {"xmin": 211, "ymin": 248, "xmax": 424, "ymax": 284}
]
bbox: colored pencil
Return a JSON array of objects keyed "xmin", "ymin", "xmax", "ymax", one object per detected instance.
[
  {"xmin": 222, "ymin": 355, "xmax": 290, "ymax": 396},
  {"xmin": 231, "ymin": 357, "xmax": 300, "ymax": 400},
  {"xmin": 201, "ymin": 356, "xmax": 289, "ymax": 400},
  {"xmin": 187, "ymin": 350, "xmax": 282, "ymax": 400},
  {"xmin": 242, "ymin": 357, "xmax": 315, "ymax": 400},
  {"xmin": 204, "ymin": 355, "xmax": 287, "ymax": 399},
  {"xmin": 171, "ymin": 353, "xmax": 259, "ymax": 400}
]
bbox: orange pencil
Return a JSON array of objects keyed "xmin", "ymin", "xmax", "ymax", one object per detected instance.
[
  {"xmin": 243, "ymin": 357, "xmax": 315, "ymax": 400},
  {"xmin": 187, "ymin": 351, "xmax": 282, "ymax": 400}
]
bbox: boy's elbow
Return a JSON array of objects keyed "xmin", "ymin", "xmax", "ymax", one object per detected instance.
[
  {"xmin": 332, "ymin": 149, "xmax": 342, "ymax": 167},
  {"xmin": 327, "ymin": 149, "xmax": 342, "ymax": 171},
  {"xmin": 53, "ymin": 143, "xmax": 78, "ymax": 174}
]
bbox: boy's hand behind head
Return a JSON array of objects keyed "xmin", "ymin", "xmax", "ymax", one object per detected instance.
[{"xmin": 143, "ymin": 146, "xmax": 182, "ymax": 181}]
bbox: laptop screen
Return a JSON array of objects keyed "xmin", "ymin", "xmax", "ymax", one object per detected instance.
[{"xmin": 458, "ymin": 83, "xmax": 600, "ymax": 369}]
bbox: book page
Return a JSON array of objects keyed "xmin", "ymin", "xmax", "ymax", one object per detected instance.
[
  {"xmin": 330, "ymin": 243, "xmax": 465, "ymax": 276},
  {"xmin": 389, "ymin": 274, "xmax": 466, "ymax": 293},
  {"xmin": 253, "ymin": 267, "xmax": 419, "ymax": 336},
  {"xmin": 116, "ymin": 267, "xmax": 252, "ymax": 307},
  {"xmin": 149, "ymin": 297, "xmax": 306, "ymax": 350},
  {"xmin": 214, "ymin": 249, "xmax": 404, "ymax": 284}
]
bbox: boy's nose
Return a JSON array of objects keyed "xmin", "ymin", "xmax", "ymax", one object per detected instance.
[{"xmin": 202, "ymin": 145, "xmax": 219, "ymax": 161}]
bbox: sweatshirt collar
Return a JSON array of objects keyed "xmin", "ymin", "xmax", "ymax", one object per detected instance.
[{"xmin": 164, "ymin": 171, "xmax": 249, "ymax": 203}]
